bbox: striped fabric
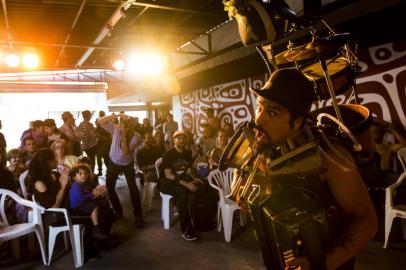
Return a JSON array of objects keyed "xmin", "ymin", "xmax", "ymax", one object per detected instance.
[{"xmin": 78, "ymin": 121, "xmax": 98, "ymax": 150}]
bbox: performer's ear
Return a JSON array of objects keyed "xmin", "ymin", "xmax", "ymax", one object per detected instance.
[{"xmin": 292, "ymin": 116, "xmax": 304, "ymax": 130}]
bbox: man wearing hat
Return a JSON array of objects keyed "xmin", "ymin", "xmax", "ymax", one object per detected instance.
[
  {"xmin": 160, "ymin": 130, "xmax": 203, "ymax": 241},
  {"xmin": 246, "ymin": 69, "xmax": 377, "ymax": 270}
]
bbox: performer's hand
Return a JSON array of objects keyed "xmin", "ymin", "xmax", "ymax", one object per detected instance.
[{"xmin": 285, "ymin": 256, "xmax": 311, "ymax": 270}]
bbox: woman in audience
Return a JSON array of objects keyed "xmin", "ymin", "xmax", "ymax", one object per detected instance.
[
  {"xmin": 51, "ymin": 139, "xmax": 78, "ymax": 172},
  {"xmin": 196, "ymin": 124, "xmax": 216, "ymax": 157},
  {"xmin": 371, "ymin": 120, "xmax": 406, "ymax": 171},
  {"xmin": 154, "ymin": 128, "xmax": 165, "ymax": 156},
  {"xmin": 208, "ymin": 129, "xmax": 230, "ymax": 170},
  {"xmin": 44, "ymin": 118, "xmax": 67, "ymax": 147},
  {"xmin": 164, "ymin": 130, "xmax": 175, "ymax": 151},
  {"xmin": 29, "ymin": 148, "xmax": 70, "ymax": 225}
]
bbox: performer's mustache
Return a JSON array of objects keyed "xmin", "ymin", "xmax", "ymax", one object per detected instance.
[{"xmin": 253, "ymin": 124, "xmax": 273, "ymax": 150}]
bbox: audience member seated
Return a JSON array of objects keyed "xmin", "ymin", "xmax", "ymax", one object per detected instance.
[
  {"xmin": 20, "ymin": 120, "xmax": 48, "ymax": 149},
  {"xmin": 208, "ymin": 129, "xmax": 230, "ymax": 170},
  {"xmin": 159, "ymin": 130, "xmax": 204, "ymax": 241},
  {"xmin": 77, "ymin": 156, "xmax": 100, "ymax": 187},
  {"xmin": 371, "ymin": 120, "xmax": 406, "ymax": 171},
  {"xmin": 51, "ymin": 139, "xmax": 78, "ymax": 172},
  {"xmin": 0, "ymin": 150, "xmax": 17, "ymax": 194},
  {"xmin": 184, "ymin": 130, "xmax": 200, "ymax": 162},
  {"xmin": 196, "ymin": 124, "xmax": 216, "ymax": 157},
  {"xmin": 20, "ymin": 136, "xmax": 38, "ymax": 169},
  {"xmin": 59, "ymin": 111, "xmax": 82, "ymax": 156},
  {"xmin": 6, "ymin": 149, "xmax": 25, "ymax": 186},
  {"xmin": 222, "ymin": 122, "xmax": 235, "ymax": 138},
  {"xmin": 164, "ymin": 130, "xmax": 175, "ymax": 152},
  {"xmin": 163, "ymin": 113, "xmax": 178, "ymax": 135},
  {"xmin": 137, "ymin": 132, "xmax": 162, "ymax": 183},
  {"xmin": 44, "ymin": 118, "xmax": 67, "ymax": 147},
  {"xmin": 139, "ymin": 118, "xmax": 153, "ymax": 137},
  {"xmin": 204, "ymin": 108, "xmax": 220, "ymax": 130},
  {"xmin": 69, "ymin": 163, "xmax": 114, "ymax": 240},
  {"xmin": 0, "ymin": 119, "xmax": 6, "ymax": 154},
  {"xmin": 153, "ymin": 129, "xmax": 166, "ymax": 157},
  {"xmin": 29, "ymin": 148, "xmax": 70, "ymax": 226},
  {"xmin": 0, "ymin": 149, "xmax": 18, "ymax": 265}
]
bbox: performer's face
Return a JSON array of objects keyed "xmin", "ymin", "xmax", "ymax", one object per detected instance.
[{"xmin": 254, "ymin": 96, "xmax": 299, "ymax": 146}]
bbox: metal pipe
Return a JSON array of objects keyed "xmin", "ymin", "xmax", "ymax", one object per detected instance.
[
  {"xmin": 75, "ymin": 2, "xmax": 127, "ymax": 67},
  {"xmin": 1, "ymin": 0, "xmax": 12, "ymax": 48},
  {"xmin": 0, "ymin": 40, "xmax": 116, "ymax": 50},
  {"xmin": 55, "ymin": 0, "xmax": 87, "ymax": 67}
]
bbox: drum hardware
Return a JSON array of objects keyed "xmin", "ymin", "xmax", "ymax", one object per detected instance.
[
  {"xmin": 319, "ymin": 55, "xmax": 344, "ymax": 123},
  {"xmin": 256, "ymin": 45, "xmax": 277, "ymax": 73}
]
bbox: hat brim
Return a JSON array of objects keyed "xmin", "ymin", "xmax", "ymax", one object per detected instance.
[{"xmin": 249, "ymin": 86, "xmax": 290, "ymax": 109}]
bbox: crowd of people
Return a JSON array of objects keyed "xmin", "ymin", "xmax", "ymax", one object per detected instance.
[{"xmin": 0, "ymin": 108, "xmax": 235, "ymax": 264}]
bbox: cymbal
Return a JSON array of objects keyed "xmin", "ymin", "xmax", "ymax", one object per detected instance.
[
  {"xmin": 273, "ymin": 44, "xmax": 307, "ymax": 65},
  {"xmin": 287, "ymin": 33, "xmax": 352, "ymax": 62}
]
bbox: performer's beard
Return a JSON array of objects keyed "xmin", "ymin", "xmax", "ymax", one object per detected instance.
[{"xmin": 254, "ymin": 126, "xmax": 274, "ymax": 151}]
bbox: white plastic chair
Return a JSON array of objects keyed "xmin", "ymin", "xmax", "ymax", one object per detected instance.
[
  {"xmin": 32, "ymin": 197, "xmax": 84, "ymax": 268},
  {"xmin": 383, "ymin": 171, "xmax": 406, "ymax": 248},
  {"xmin": 19, "ymin": 170, "xmax": 29, "ymax": 199},
  {"xmin": 18, "ymin": 170, "xmax": 35, "ymax": 250},
  {"xmin": 398, "ymin": 147, "xmax": 406, "ymax": 171},
  {"xmin": 143, "ymin": 181, "xmax": 157, "ymax": 211},
  {"xmin": 0, "ymin": 189, "xmax": 47, "ymax": 265},
  {"xmin": 208, "ymin": 168, "xmax": 245, "ymax": 242},
  {"xmin": 160, "ymin": 192, "xmax": 174, "ymax": 229},
  {"xmin": 155, "ymin": 157, "xmax": 174, "ymax": 229}
]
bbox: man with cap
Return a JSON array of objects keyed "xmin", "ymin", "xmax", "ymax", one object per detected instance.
[
  {"xmin": 160, "ymin": 130, "xmax": 203, "ymax": 241},
  {"xmin": 246, "ymin": 69, "xmax": 377, "ymax": 270}
]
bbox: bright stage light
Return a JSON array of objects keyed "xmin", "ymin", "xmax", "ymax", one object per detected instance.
[
  {"xmin": 127, "ymin": 53, "xmax": 166, "ymax": 76},
  {"xmin": 5, "ymin": 54, "xmax": 20, "ymax": 68},
  {"xmin": 113, "ymin": 59, "xmax": 125, "ymax": 70},
  {"xmin": 23, "ymin": 53, "xmax": 39, "ymax": 68}
]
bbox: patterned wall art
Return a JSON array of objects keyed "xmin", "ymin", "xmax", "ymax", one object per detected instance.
[{"xmin": 173, "ymin": 40, "xmax": 406, "ymax": 137}]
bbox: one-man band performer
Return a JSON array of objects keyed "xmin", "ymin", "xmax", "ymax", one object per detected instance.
[{"xmin": 234, "ymin": 69, "xmax": 377, "ymax": 270}]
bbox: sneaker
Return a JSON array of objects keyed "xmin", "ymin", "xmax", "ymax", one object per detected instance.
[
  {"xmin": 182, "ymin": 229, "xmax": 199, "ymax": 241},
  {"xmin": 92, "ymin": 226, "xmax": 109, "ymax": 240},
  {"xmin": 134, "ymin": 215, "xmax": 145, "ymax": 228}
]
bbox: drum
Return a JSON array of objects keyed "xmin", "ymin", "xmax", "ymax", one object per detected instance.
[
  {"xmin": 301, "ymin": 57, "xmax": 354, "ymax": 99},
  {"xmin": 311, "ymin": 104, "xmax": 373, "ymax": 153}
]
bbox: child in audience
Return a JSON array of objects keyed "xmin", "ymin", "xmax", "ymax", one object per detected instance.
[{"xmin": 69, "ymin": 163, "xmax": 113, "ymax": 240}]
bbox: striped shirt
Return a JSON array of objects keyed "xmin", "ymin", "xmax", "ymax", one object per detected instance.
[{"xmin": 78, "ymin": 120, "xmax": 98, "ymax": 150}]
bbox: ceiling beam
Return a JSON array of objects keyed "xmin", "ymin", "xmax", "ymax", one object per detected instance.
[
  {"xmin": 55, "ymin": 0, "xmax": 87, "ymax": 68},
  {"xmin": 129, "ymin": 2, "xmax": 220, "ymax": 16},
  {"xmin": 0, "ymin": 40, "xmax": 117, "ymax": 50},
  {"xmin": 75, "ymin": 1, "xmax": 129, "ymax": 67},
  {"xmin": 1, "ymin": 0, "xmax": 13, "ymax": 48}
]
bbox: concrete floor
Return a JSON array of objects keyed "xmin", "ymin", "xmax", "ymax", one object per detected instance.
[{"xmin": 4, "ymin": 176, "xmax": 406, "ymax": 270}]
